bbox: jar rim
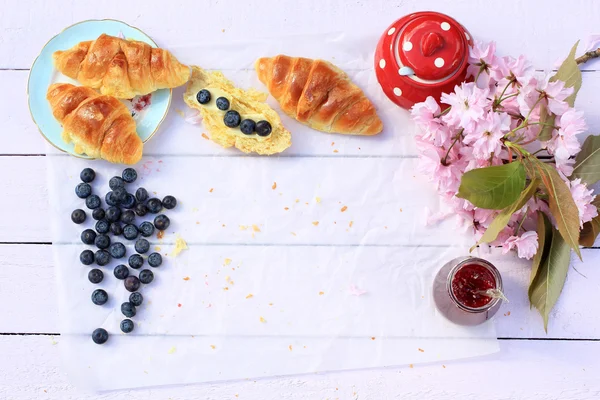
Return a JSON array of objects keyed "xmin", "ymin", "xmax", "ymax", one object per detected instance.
[{"xmin": 446, "ymin": 257, "xmax": 503, "ymax": 313}]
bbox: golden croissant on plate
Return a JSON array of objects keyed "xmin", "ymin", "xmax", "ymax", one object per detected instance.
[
  {"xmin": 255, "ymin": 55, "xmax": 383, "ymax": 135},
  {"xmin": 53, "ymin": 33, "xmax": 190, "ymax": 99},
  {"xmin": 47, "ymin": 83, "xmax": 143, "ymax": 164}
]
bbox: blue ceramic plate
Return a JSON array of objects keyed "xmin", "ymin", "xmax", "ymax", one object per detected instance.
[{"xmin": 28, "ymin": 19, "xmax": 171, "ymax": 158}]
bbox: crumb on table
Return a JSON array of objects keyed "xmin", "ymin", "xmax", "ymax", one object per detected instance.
[
  {"xmin": 260, "ymin": 316, "xmax": 266, "ymax": 323},
  {"xmin": 272, "ymin": 182, "xmax": 277, "ymax": 190},
  {"xmin": 341, "ymin": 206, "xmax": 348, "ymax": 212},
  {"xmin": 312, "ymin": 221, "xmax": 319, "ymax": 226},
  {"xmin": 202, "ymin": 133, "xmax": 210, "ymax": 140}
]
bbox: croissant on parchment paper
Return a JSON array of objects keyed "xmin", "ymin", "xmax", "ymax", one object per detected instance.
[
  {"xmin": 47, "ymin": 83, "xmax": 143, "ymax": 165},
  {"xmin": 255, "ymin": 55, "xmax": 383, "ymax": 135},
  {"xmin": 53, "ymin": 33, "xmax": 190, "ymax": 98}
]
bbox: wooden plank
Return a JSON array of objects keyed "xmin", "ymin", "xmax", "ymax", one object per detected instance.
[
  {"xmin": 0, "ymin": 335, "xmax": 598, "ymax": 399},
  {"xmin": 1, "ymin": 243, "xmax": 599, "ymax": 339},
  {"xmin": 2, "ymin": 0, "xmax": 600, "ymax": 69}
]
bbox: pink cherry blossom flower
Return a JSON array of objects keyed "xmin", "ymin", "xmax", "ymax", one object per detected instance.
[
  {"xmin": 494, "ymin": 55, "xmax": 534, "ymax": 88},
  {"xmin": 463, "ymin": 112, "xmax": 510, "ymax": 159},
  {"xmin": 568, "ymin": 178, "xmax": 598, "ymax": 227},
  {"xmin": 417, "ymin": 142, "xmax": 468, "ymax": 195},
  {"xmin": 539, "ymin": 79, "xmax": 574, "ymax": 116},
  {"xmin": 184, "ymin": 109, "xmax": 203, "ymax": 125},
  {"xmin": 441, "ymin": 82, "xmax": 490, "ymax": 133},
  {"xmin": 584, "ymin": 35, "xmax": 600, "ymax": 52},
  {"xmin": 546, "ymin": 109, "xmax": 586, "ymax": 175},
  {"xmin": 467, "ymin": 41, "xmax": 497, "ymax": 89},
  {"xmin": 411, "ymin": 97, "xmax": 451, "ymax": 146},
  {"xmin": 502, "ymin": 231, "xmax": 539, "ymax": 260}
]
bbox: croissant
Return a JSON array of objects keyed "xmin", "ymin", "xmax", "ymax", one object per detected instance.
[
  {"xmin": 53, "ymin": 34, "xmax": 190, "ymax": 99},
  {"xmin": 255, "ymin": 55, "xmax": 383, "ymax": 135},
  {"xmin": 47, "ymin": 83, "xmax": 143, "ymax": 165}
]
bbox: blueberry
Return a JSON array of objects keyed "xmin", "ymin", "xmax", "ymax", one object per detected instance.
[
  {"xmin": 80, "ymin": 168, "xmax": 96, "ymax": 183},
  {"xmin": 109, "ymin": 176, "xmax": 125, "ymax": 190},
  {"xmin": 134, "ymin": 203, "xmax": 148, "ymax": 217},
  {"xmin": 81, "ymin": 229, "xmax": 97, "ymax": 245},
  {"xmin": 216, "ymin": 96, "xmax": 230, "ymax": 110},
  {"xmin": 105, "ymin": 191, "xmax": 117, "ymax": 207},
  {"xmin": 123, "ymin": 224, "xmax": 139, "ymax": 240},
  {"xmin": 95, "ymin": 220, "xmax": 110, "ymax": 234},
  {"xmin": 240, "ymin": 119, "xmax": 256, "ymax": 135},
  {"xmin": 255, "ymin": 120, "xmax": 272, "ymax": 136},
  {"xmin": 94, "ymin": 250, "xmax": 111, "ymax": 266},
  {"xmin": 88, "ymin": 268, "xmax": 104, "ymax": 284},
  {"xmin": 92, "ymin": 208, "xmax": 105, "ymax": 221},
  {"xmin": 162, "ymin": 195, "xmax": 177, "ymax": 210},
  {"xmin": 112, "ymin": 187, "xmax": 127, "ymax": 203},
  {"xmin": 154, "ymin": 214, "xmax": 170, "ymax": 231},
  {"xmin": 139, "ymin": 269, "xmax": 154, "ymax": 284},
  {"xmin": 146, "ymin": 198, "xmax": 162, "ymax": 214},
  {"xmin": 148, "ymin": 252, "xmax": 162, "ymax": 268},
  {"xmin": 122, "ymin": 168, "xmax": 137, "ymax": 183},
  {"xmin": 139, "ymin": 221, "xmax": 155, "ymax": 237},
  {"xmin": 85, "ymin": 195, "xmax": 101, "ymax": 209},
  {"xmin": 121, "ymin": 302, "xmax": 136, "ymax": 318},
  {"xmin": 104, "ymin": 206, "xmax": 120, "ymax": 223},
  {"xmin": 129, "ymin": 292, "xmax": 143, "ymax": 306},
  {"xmin": 197, "ymin": 89, "xmax": 211, "ymax": 104},
  {"xmin": 224, "ymin": 110, "xmax": 241, "ymax": 128},
  {"xmin": 120, "ymin": 210, "xmax": 135, "ymax": 224},
  {"xmin": 124, "ymin": 276, "xmax": 141, "ymax": 292},
  {"xmin": 95, "ymin": 234, "xmax": 111, "ymax": 250},
  {"xmin": 92, "ymin": 328, "xmax": 109, "ymax": 345},
  {"xmin": 120, "ymin": 319, "xmax": 134, "ymax": 333},
  {"xmin": 114, "ymin": 264, "xmax": 129, "ymax": 280},
  {"xmin": 109, "ymin": 242, "xmax": 126, "ymax": 258},
  {"xmin": 135, "ymin": 238, "xmax": 150, "ymax": 254},
  {"xmin": 91, "ymin": 289, "xmax": 108, "ymax": 305},
  {"xmin": 121, "ymin": 194, "xmax": 136, "ymax": 209},
  {"xmin": 80, "ymin": 249, "xmax": 95, "ymax": 265},
  {"xmin": 71, "ymin": 209, "xmax": 86, "ymax": 224},
  {"xmin": 110, "ymin": 222, "xmax": 123, "ymax": 236},
  {"xmin": 75, "ymin": 183, "xmax": 92, "ymax": 198},
  {"xmin": 135, "ymin": 187, "xmax": 149, "ymax": 202},
  {"xmin": 129, "ymin": 254, "xmax": 144, "ymax": 269}
]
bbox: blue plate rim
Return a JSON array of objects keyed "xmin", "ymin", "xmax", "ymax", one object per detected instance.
[{"xmin": 27, "ymin": 18, "xmax": 172, "ymax": 158}]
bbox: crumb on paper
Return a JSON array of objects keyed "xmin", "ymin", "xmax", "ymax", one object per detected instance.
[
  {"xmin": 284, "ymin": 207, "xmax": 289, "ymax": 211},
  {"xmin": 312, "ymin": 221, "xmax": 319, "ymax": 226},
  {"xmin": 175, "ymin": 108, "xmax": 185, "ymax": 118},
  {"xmin": 409, "ymin": 364, "xmax": 414, "ymax": 368},
  {"xmin": 224, "ymin": 258, "xmax": 232, "ymax": 266},
  {"xmin": 288, "ymin": 345, "xmax": 293, "ymax": 351},
  {"xmin": 144, "ymin": 370, "xmax": 148, "ymax": 374},
  {"xmin": 222, "ymin": 224, "xmax": 226, "ymax": 228},
  {"xmin": 168, "ymin": 347, "xmax": 177, "ymax": 354},
  {"xmin": 305, "ymin": 202, "xmax": 309, "ymax": 205},
  {"xmin": 291, "ymin": 232, "xmax": 297, "ymax": 236},
  {"xmin": 442, "ymin": 365, "xmax": 446, "ymax": 369},
  {"xmin": 269, "ymin": 302, "xmax": 274, "ymax": 306},
  {"xmin": 331, "ymin": 142, "xmax": 335, "ymax": 146},
  {"xmin": 156, "ymin": 230, "xmax": 164, "ymax": 239},
  {"xmin": 246, "ymin": 294, "xmax": 254, "ymax": 299},
  {"xmin": 183, "ymin": 276, "xmax": 190, "ymax": 281},
  {"xmin": 240, "ymin": 225, "xmax": 248, "ymax": 230},
  {"xmin": 196, "ymin": 221, "xmax": 200, "ymax": 225},
  {"xmin": 316, "ymin": 197, "xmax": 321, "ymax": 203},
  {"xmin": 211, "ymin": 345, "xmax": 216, "ymax": 349},
  {"xmin": 272, "ymin": 182, "xmax": 277, "ymax": 190},
  {"xmin": 385, "ymin": 226, "xmax": 388, "ymax": 229},
  {"xmin": 224, "ymin": 287, "xmax": 229, "ymax": 291},
  {"xmin": 221, "ymin": 28, "xmax": 225, "ymax": 32},
  {"xmin": 177, "ymin": 303, "xmax": 182, "ymax": 308},
  {"xmin": 209, "ymin": 188, "xmax": 214, "ymax": 193},
  {"xmin": 333, "ymin": 149, "xmax": 339, "ymax": 153},
  {"xmin": 50, "ymin": 336, "xmax": 58, "ymax": 345},
  {"xmin": 318, "ymin": 291, "xmax": 325, "ymax": 296},
  {"xmin": 202, "ymin": 133, "xmax": 210, "ymax": 140},
  {"xmin": 260, "ymin": 316, "xmax": 266, "ymax": 323},
  {"xmin": 399, "ymin": 208, "xmax": 403, "ymax": 212},
  {"xmin": 504, "ymin": 311, "xmax": 511, "ymax": 316},
  {"xmin": 341, "ymin": 206, "xmax": 348, "ymax": 212},
  {"xmin": 418, "ymin": 348, "xmax": 425, "ymax": 353},
  {"xmin": 171, "ymin": 236, "xmax": 188, "ymax": 257},
  {"xmin": 295, "ymin": 199, "xmax": 299, "ymax": 203},
  {"xmin": 252, "ymin": 224, "xmax": 261, "ymax": 232},
  {"xmin": 371, "ymin": 337, "xmax": 376, "ymax": 341},
  {"xmin": 349, "ymin": 221, "xmax": 354, "ymax": 228},
  {"xmin": 349, "ymin": 284, "xmax": 367, "ymax": 296}
]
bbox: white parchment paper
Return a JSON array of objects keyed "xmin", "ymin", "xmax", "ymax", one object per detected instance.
[{"xmin": 47, "ymin": 34, "xmax": 500, "ymax": 391}]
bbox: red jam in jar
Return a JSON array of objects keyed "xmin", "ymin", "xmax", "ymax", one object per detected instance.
[
  {"xmin": 433, "ymin": 257, "xmax": 503, "ymax": 326},
  {"xmin": 451, "ymin": 263, "xmax": 496, "ymax": 309}
]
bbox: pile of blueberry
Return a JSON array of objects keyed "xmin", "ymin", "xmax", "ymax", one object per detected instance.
[
  {"xmin": 71, "ymin": 167, "xmax": 177, "ymax": 345},
  {"xmin": 196, "ymin": 89, "xmax": 272, "ymax": 137}
]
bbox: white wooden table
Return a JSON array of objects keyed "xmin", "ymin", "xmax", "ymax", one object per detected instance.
[{"xmin": 3, "ymin": 0, "xmax": 600, "ymax": 399}]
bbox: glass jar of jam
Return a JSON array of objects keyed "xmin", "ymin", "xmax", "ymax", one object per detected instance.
[{"xmin": 433, "ymin": 257, "xmax": 503, "ymax": 326}]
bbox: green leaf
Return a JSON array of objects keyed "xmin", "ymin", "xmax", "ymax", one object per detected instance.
[
  {"xmin": 457, "ymin": 161, "xmax": 526, "ymax": 210},
  {"xmin": 572, "ymin": 135, "xmax": 600, "ymax": 185},
  {"xmin": 550, "ymin": 41, "xmax": 582, "ymax": 107},
  {"xmin": 579, "ymin": 198, "xmax": 600, "ymax": 247},
  {"xmin": 532, "ymin": 159, "xmax": 582, "ymax": 259},
  {"xmin": 475, "ymin": 179, "xmax": 540, "ymax": 249},
  {"xmin": 529, "ymin": 212, "xmax": 553, "ymax": 292},
  {"xmin": 537, "ymin": 103, "xmax": 556, "ymax": 142},
  {"xmin": 528, "ymin": 226, "xmax": 572, "ymax": 331}
]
